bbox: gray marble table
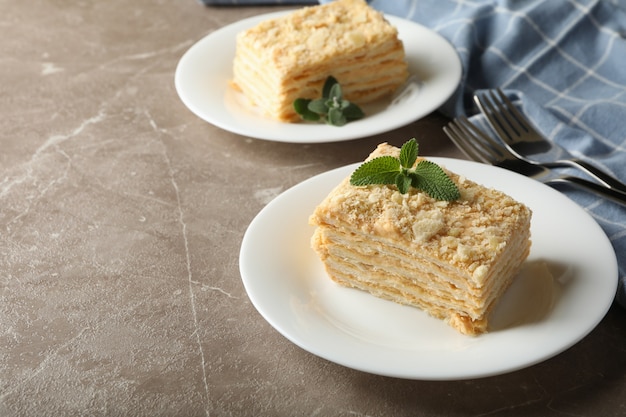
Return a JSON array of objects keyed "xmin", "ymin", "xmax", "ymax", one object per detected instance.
[{"xmin": 1, "ymin": 1, "xmax": 625, "ymax": 416}]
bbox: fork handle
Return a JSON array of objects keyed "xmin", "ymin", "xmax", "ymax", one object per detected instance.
[
  {"xmin": 550, "ymin": 176, "xmax": 626, "ymax": 207},
  {"xmin": 559, "ymin": 159, "xmax": 626, "ymax": 193}
]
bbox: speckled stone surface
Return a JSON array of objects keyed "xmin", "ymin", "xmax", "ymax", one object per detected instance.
[{"xmin": 1, "ymin": 1, "xmax": 625, "ymax": 416}]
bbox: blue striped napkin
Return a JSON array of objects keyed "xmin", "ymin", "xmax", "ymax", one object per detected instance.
[{"xmin": 319, "ymin": 0, "xmax": 626, "ymax": 307}]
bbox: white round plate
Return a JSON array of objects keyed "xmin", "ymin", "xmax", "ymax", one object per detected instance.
[
  {"xmin": 175, "ymin": 12, "xmax": 461, "ymax": 143},
  {"xmin": 239, "ymin": 158, "xmax": 618, "ymax": 380}
]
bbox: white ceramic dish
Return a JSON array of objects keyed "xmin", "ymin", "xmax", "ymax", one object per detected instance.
[
  {"xmin": 175, "ymin": 12, "xmax": 462, "ymax": 143},
  {"xmin": 239, "ymin": 158, "xmax": 618, "ymax": 380}
]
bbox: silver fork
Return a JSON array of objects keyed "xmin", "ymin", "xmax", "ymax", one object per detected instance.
[
  {"xmin": 474, "ymin": 88, "xmax": 626, "ymax": 193},
  {"xmin": 443, "ymin": 116, "xmax": 626, "ymax": 207}
]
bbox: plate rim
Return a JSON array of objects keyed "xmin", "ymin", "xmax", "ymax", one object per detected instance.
[
  {"xmin": 239, "ymin": 158, "xmax": 618, "ymax": 380},
  {"xmin": 174, "ymin": 12, "xmax": 462, "ymax": 143}
]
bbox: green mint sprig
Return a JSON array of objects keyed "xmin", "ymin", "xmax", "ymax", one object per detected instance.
[
  {"xmin": 293, "ymin": 76, "xmax": 365, "ymax": 126},
  {"xmin": 350, "ymin": 138, "xmax": 461, "ymax": 201}
]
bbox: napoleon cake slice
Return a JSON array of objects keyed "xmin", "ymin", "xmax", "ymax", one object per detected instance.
[
  {"xmin": 309, "ymin": 143, "xmax": 532, "ymax": 335},
  {"xmin": 232, "ymin": 0, "xmax": 409, "ymax": 122}
]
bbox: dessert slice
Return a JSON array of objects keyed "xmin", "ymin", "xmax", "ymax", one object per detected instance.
[
  {"xmin": 309, "ymin": 143, "xmax": 532, "ymax": 335},
  {"xmin": 232, "ymin": 0, "xmax": 409, "ymax": 122}
]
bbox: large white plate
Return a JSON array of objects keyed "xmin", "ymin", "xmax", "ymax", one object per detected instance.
[
  {"xmin": 239, "ymin": 158, "xmax": 618, "ymax": 380},
  {"xmin": 175, "ymin": 12, "xmax": 461, "ymax": 143}
]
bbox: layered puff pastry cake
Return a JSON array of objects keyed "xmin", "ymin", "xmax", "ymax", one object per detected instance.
[
  {"xmin": 231, "ymin": 0, "xmax": 409, "ymax": 122},
  {"xmin": 309, "ymin": 143, "xmax": 532, "ymax": 335}
]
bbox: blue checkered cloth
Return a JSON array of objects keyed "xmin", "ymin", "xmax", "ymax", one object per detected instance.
[{"xmin": 321, "ymin": 0, "xmax": 626, "ymax": 307}]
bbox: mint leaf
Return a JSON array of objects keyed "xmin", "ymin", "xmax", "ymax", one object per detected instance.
[
  {"xmin": 395, "ymin": 173, "xmax": 412, "ymax": 194},
  {"xmin": 350, "ymin": 156, "xmax": 401, "ymax": 185},
  {"xmin": 412, "ymin": 160, "xmax": 461, "ymax": 201},
  {"xmin": 327, "ymin": 107, "xmax": 347, "ymax": 126},
  {"xmin": 399, "ymin": 138, "xmax": 418, "ymax": 168},
  {"xmin": 328, "ymin": 83, "xmax": 342, "ymax": 101},
  {"xmin": 343, "ymin": 102, "xmax": 365, "ymax": 120},
  {"xmin": 293, "ymin": 76, "xmax": 364, "ymax": 126},
  {"xmin": 322, "ymin": 76, "xmax": 338, "ymax": 99},
  {"xmin": 293, "ymin": 99, "xmax": 320, "ymax": 121},
  {"xmin": 349, "ymin": 139, "xmax": 460, "ymax": 201},
  {"xmin": 307, "ymin": 99, "xmax": 328, "ymax": 115}
]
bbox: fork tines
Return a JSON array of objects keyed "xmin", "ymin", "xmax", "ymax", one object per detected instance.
[
  {"xmin": 474, "ymin": 88, "xmax": 530, "ymax": 141},
  {"xmin": 443, "ymin": 116, "xmax": 507, "ymax": 165}
]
